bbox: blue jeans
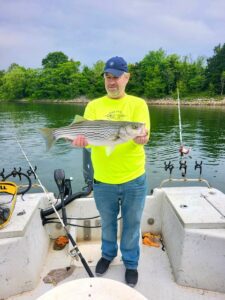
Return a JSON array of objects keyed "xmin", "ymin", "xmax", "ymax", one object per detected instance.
[{"xmin": 93, "ymin": 173, "xmax": 147, "ymax": 269}]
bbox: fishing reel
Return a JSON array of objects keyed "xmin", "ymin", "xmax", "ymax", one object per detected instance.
[{"xmin": 54, "ymin": 169, "xmax": 73, "ymax": 200}]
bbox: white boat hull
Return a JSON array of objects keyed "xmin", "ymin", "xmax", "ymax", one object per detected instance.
[{"xmin": 1, "ymin": 186, "xmax": 225, "ymax": 299}]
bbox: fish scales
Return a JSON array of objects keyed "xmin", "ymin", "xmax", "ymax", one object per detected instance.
[
  {"xmin": 40, "ymin": 116, "xmax": 146, "ymax": 154},
  {"xmin": 53, "ymin": 121, "xmax": 121, "ymax": 141},
  {"xmin": 53, "ymin": 126, "xmax": 118, "ymax": 140}
]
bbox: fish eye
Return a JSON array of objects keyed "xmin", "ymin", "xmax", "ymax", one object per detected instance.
[{"xmin": 132, "ymin": 124, "xmax": 139, "ymax": 129}]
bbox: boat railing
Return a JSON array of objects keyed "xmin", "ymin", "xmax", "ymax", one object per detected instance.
[
  {"xmin": 159, "ymin": 177, "xmax": 211, "ymax": 189},
  {"xmin": 160, "ymin": 160, "xmax": 211, "ymax": 189}
]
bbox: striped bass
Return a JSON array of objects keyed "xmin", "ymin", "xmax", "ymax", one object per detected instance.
[{"xmin": 40, "ymin": 115, "xmax": 146, "ymax": 155}]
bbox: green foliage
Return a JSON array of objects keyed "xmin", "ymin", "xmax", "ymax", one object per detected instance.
[
  {"xmin": 42, "ymin": 51, "xmax": 69, "ymax": 69},
  {"xmin": 0, "ymin": 66, "xmax": 26, "ymax": 100},
  {"xmin": 142, "ymin": 50, "xmax": 166, "ymax": 96},
  {"xmin": 7, "ymin": 63, "xmax": 20, "ymax": 72},
  {"xmin": 127, "ymin": 63, "xmax": 144, "ymax": 96},
  {"xmin": 0, "ymin": 45, "xmax": 224, "ymax": 101},
  {"xmin": 220, "ymin": 71, "xmax": 225, "ymax": 95},
  {"xmin": 127, "ymin": 49, "xmax": 207, "ymax": 99},
  {"xmin": 81, "ymin": 61, "xmax": 105, "ymax": 99},
  {"xmin": 30, "ymin": 61, "xmax": 81, "ymax": 99},
  {"xmin": 206, "ymin": 43, "xmax": 225, "ymax": 94},
  {"xmin": 0, "ymin": 70, "xmax": 5, "ymax": 85}
]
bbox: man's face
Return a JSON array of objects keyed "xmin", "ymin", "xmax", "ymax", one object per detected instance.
[{"xmin": 104, "ymin": 72, "xmax": 130, "ymax": 99}]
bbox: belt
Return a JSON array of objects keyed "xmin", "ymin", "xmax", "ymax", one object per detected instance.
[{"xmin": 93, "ymin": 179, "xmax": 102, "ymax": 184}]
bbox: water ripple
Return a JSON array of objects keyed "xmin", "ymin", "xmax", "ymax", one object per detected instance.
[{"xmin": 1, "ymin": 103, "xmax": 225, "ymax": 194}]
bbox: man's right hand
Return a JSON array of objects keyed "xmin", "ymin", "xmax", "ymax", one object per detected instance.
[{"xmin": 71, "ymin": 135, "xmax": 89, "ymax": 147}]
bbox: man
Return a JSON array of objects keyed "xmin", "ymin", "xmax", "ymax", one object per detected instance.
[{"xmin": 72, "ymin": 56, "xmax": 150, "ymax": 286}]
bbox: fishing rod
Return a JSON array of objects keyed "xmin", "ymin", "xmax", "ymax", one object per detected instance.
[
  {"xmin": 160, "ymin": 89, "xmax": 211, "ymax": 188},
  {"xmin": 14, "ymin": 135, "xmax": 94, "ymax": 278},
  {"xmin": 177, "ymin": 88, "xmax": 190, "ymax": 177}
]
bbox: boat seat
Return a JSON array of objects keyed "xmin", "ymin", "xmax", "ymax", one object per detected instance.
[
  {"xmin": 161, "ymin": 187, "xmax": 225, "ymax": 293},
  {"xmin": 0, "ymin": 193, "xmax": 50, "ymax": 299}
]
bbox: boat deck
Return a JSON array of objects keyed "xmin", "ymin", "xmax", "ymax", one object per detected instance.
[{"xmin": 7, "ymin": 240, "xmax": 225, "ymax": 300}]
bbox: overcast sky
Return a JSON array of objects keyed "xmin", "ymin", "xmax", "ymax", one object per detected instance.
[{"xmin": 0, "ymin": 0, "xmax": 224, "ymax": 70}]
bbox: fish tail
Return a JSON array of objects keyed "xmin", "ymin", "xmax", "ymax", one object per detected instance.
[{"xmin": 39, "ymin": 128, "xmax": 55, "ymax": 150}]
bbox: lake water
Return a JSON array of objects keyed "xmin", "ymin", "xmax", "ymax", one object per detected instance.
[{"xmin": 0, "ymin": 102, "xmax": 225, "ymax": 195}]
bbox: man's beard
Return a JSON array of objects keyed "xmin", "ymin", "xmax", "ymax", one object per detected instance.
[{"xmin": 106, "ymin": 87, "xmax": 120, "ymax": 98}]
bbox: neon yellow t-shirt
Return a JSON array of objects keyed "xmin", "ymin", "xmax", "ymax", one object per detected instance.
[{"xmin": 84, "ymin": 94, "xmax": 150, "ymax": 184}]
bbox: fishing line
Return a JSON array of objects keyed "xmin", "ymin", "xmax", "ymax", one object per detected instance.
[
  {"xmin": 177, "ymin": 88, "xmax": 190, "ymax": 177},
  {"xmin": 15, "ymin": 137, "xmax": 48, "ymax": 193},
  {"xmin": 13, "ymin": 133, "xmax": 94, "ymax": 277},
  {"xmin": 177, "ymin": 88, "xmax": 183, "ymax": 146},
  {"xmin": 14, "ymin": 135, "xmax": 66, "ymax": 228}
]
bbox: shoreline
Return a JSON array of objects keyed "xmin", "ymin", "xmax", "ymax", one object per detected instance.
[
  {"xmin": 3, "ymin": 97, "xmax": 225, "ymax": 106},
  {"xmin": 145, "ymin": 98, "xmax": 225, "ymax": 106}
]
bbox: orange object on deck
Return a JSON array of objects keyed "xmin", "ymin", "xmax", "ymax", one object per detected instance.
[
  {"xmin": 142, "ymin": 232, "xmax": 161, "ymax": 248},
  {"xmin": 53, "ymin": 235, "xmax": 69, "ymax": 250}
]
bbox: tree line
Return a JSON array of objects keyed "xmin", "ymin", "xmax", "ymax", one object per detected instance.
[{"xmin": 0, "ymin": 43, "xmax": 224, "ymax": 101}]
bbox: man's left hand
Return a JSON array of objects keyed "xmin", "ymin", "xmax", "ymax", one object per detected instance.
[{"xmin": 133, "ymin": 129, "xmax": 149, "ymax": 145}]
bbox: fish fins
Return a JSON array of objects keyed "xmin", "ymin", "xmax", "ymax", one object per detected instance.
[
  {"xmin": 105, "ymin": 146, "xmax": 115, "ymax": 156},
  {"xmin": 39, "ymin": 128, "xmax": 55, "ymax": 150},
  {"xmin": 73, "ymin": 115, "xmax": 88, "ymax": 123}
]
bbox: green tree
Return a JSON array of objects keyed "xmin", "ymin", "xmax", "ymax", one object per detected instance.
[
  {"xmin": 162, "ymin": 54, "xmax": 181, "ymax": 95},
  {"xmin": 25, "ymin": 68, "xmax": 42, "ymax": 99},
  {"xmin": 139, "ymin": 49, "xmax": 168, "ymax": 98},
  {"xmin": 56, "ymin": 60, "xmax": 81, "ymax": 99},
  {"xmin": 7, "ymin": 63, "xmax": 20, "ymax": 72},
  {"xmin": 33, "ymin": 60, "xmax": 81, "ymax": 99},
  {"xmin": 186, "ymin": 57, "xmax": 206, "ymax": 94},
  {"xmin": 206, "ymin": 43, "xmax": 225, "ymax": 94},
  {"xmin": 173, "ymin": 55, "xmax": 207, "ymax": 97},
  {"xmin": 81, "ymin": 61, "xmax": 105, "ymax": 99},
  {"xmin": 0, "ymin": 66, "xmax": 26, "ymax": 100},
  {"xmin": 220, "ymin": 71, "xmax": 225, "ymax": 95},
  {"xmin": 0, "ymin": 70, "xmax": 5, "ymax": 99},
  {"xmin": 0, "ymin": 70, "xmax": 5, "ymax": 85},
  {"xmin": 144, "ymin": 65, "xmax": 166, "ymax": 98},
  {"xmin": 127, "ymin": 62, "xmax": 144, "ymax": 96},
  {"xmin": 42, "ymin": 51, "xmax": 69, "ymax": 68}
]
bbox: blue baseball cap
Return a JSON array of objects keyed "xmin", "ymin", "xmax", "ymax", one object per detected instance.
[{"xmin": 104, "ymin": 56, "xmax": 128, "ymax": 77}]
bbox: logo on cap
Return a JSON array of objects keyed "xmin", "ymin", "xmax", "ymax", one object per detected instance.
[{"xmin": 104, "ymin": 56, "xmax": 128, "ymax": 77}]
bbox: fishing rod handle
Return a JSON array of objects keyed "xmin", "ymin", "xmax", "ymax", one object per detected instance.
[
  {"xmin": 61, "ymin": 207, "xmax": 67, "ymax": 226},
  {"xmin": 66, "ymin": 231, "xmax": 94, "ymax": 277},
  {"xmin": 80, "ymin": 256, "xmax": 95, "ymax": 277}
]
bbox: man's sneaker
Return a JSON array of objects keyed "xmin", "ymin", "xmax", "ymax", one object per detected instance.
[
  {"xmin": 95, "ymin": 257, "xmax": 111, "ymax": 276},
  {"xmin": 125, "ymin": 269, "xmax": 138, "ymax": 287}
]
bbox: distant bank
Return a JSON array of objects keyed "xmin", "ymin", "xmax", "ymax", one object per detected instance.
[{"xmin": 16, "ymin": 97, "xmax": 225, "ymax": 106}]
